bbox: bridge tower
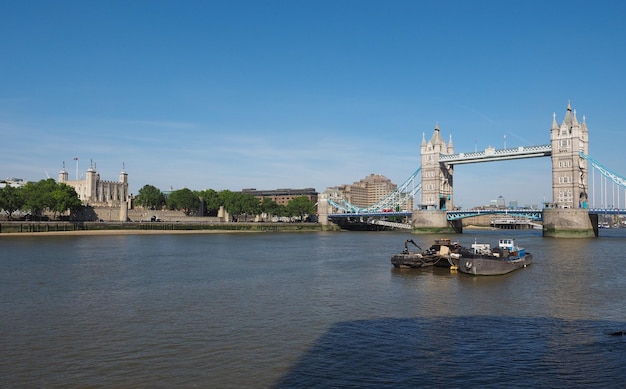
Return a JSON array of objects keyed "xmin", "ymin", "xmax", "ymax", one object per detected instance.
[
  {"xmin": 550, "ymin": 101, "xmax": 589, "ymax": 208},
  {"xmin": 544, "ymin": 102, "xmax": 595, "ymax": 237},
  {"xmin": 412, "ymin": 124, "xmax": 459, "ymax": 233},
  {"xmin": 420, "ymin": 124, "xmax": 454, "ymax": 210}
]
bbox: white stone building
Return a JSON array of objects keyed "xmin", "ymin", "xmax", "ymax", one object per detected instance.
[{"xmin": 58, "ymin": 160, "xmax": 130, "ymax": 220}]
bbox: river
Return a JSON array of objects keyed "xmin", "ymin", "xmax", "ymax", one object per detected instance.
[{"xmin": 1, "ymin": 229, "xmax": 625, "ymax": 388}]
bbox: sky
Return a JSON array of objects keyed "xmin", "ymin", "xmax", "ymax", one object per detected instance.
[{"xmin": 2, "ymin": 0, "xmax": 626, "ymax": 209}]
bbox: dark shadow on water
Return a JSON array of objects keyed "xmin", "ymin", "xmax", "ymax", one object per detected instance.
[{"xmin": 273, "ymin": 316, "xmax": 626, "ymax": 388}]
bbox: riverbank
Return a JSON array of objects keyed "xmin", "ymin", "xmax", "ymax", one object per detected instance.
[
  {"xmin": 0, "ymin": 221, "xmax": 325, "ymax": 236},
  {"xmin": 0, "ymin": 221, "xmax": 500, "ymax": 237},
  {"xmin": 0, "ymin": 229, "xmax": 261, "ymax": 237}
]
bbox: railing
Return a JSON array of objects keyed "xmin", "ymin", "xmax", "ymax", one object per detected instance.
[
  {"xmin": 446, "ymin": 208, "xmax": 543, "ymax": 221},
  {"xmin": 587, "ymin": 208, "xmax": 626, "ymax": 215},
  {"xmin": 327, "ymin": 211, "xmax": 412, "ymax": 218}
]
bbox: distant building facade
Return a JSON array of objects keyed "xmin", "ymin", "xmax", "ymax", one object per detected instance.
[
  {"xmin": 241, "ymin": 188, "xmax": 318, "ymax": 206},
  {"xmin": 0, "ymin": 178, "xmax": 26, "ymax": 188},
  {"xmin": 327, "ymin": 174, "xmax": 411, "ymax": 210}
]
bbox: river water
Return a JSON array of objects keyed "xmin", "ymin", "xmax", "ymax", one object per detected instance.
[{"xmin": 1, "ymin": 229, "xmax": 625, "ymax": 388}]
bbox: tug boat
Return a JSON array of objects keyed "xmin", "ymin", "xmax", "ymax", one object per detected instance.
[{"xmin": 457, "ymin": 238, "xmax": 532, "ymax": 276}]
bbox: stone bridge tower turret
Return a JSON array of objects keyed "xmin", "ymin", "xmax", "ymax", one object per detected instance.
[
  {"xmin": 550, "ymin": 102, "xmax": 589, "ymax": 208},
  {"xmin": 420, "ymin": 124, "xmax": 454, "ymax": 210},
  {"xmin": 544, "ymin": 102, "xmax": 594, "ymax": 237}
]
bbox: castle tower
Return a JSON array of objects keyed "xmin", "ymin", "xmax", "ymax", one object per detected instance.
[
  {"xmin": 85, "ymin": 160, "xmax": 98, "ymax": 202},
  {"xmin": 550, "ymin": 102, "xmax": 589, "ymax": 208},
  {"xmin": 420, "ymin": 124, "xmax": 454, "ymax": 210},
  {"xmin": 119, "ymin": 163, "xmax": 128, "ymax": 185},
  {"xmin": 118, "ymin": 163, "xmax": 130, "ymax": 219},
  {"xmin": 119, "ymin": 162, "xmax": 129, "ymax": 201},
  {"xmin": 58, "ymin": 161, "xmax": 68, "ymax": 183}
]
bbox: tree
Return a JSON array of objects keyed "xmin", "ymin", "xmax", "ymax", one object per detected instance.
[
  {"xmin": 166, "ymin": 188, "xmax": 200, "ymax": 216},
  {"xmin": 22, "ymin": 179, "xmax": 57, "ymax": 219},
  {"xmin": 135, "ymin": 184, "xmax": 166, "ymax": 210},
  {"xmin": 286, "ymin": 196, "xmax": 316, "ymax": 221},
  {"xmin": 197, "ymin": 189, "xmax": 221, "ymax": 216},
  {"xmin": 218, "ymin": 191, "xmax": 260, "ymax": 221},
  {"xmin": 276, "ymin": 204, "xmax": 287, "ymax": 218},
  {"xmin": 0, "ymin": 185, "xmax": 25, "ymax": 220},
  {"xmin": 235, "ymin": 193, "xmax": 261, "ymax": 222},
  {"xmin": 260, "ymin": 197, "xmax": 281, "ymax": 221},
  {"xmin": 51, "ymin": 183, "xmax": 82, "ymax": 219},
  {"xmin": 218, "ymin": 190, "xmax": 236, "ymax": 213},
  {"xmin": 20, "ymin": 179, "xmax": 82, "ymax": 220}
]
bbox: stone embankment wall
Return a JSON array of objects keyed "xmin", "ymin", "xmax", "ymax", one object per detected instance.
[
  {"xmin": 126, "ymin": 209, "xmax": 224, "ymax": 223},
  {"xmin": 82, "ymin": 207, "xmax": 225, "ymax": 223}
]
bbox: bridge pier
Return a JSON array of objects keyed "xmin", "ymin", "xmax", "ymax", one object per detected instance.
[
  {"xmin": 316, "ymin": 194, "xmax": 342, "ymax": 231},
  {"xmin": 411, "ymin": 210, "xmax": 458, "ymax": 234},
  {"xmin": 542, "ymin": 208, "xmax": 597, "ymax": 238}
]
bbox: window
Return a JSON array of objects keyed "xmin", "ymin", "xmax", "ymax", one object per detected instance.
[
  {"xmin": 558, "ymin": 189, "xmax": 573, "ymax": 203},
  {"xmin": 558, "ymin": 139, "xmax": 571, "ymax": 152},
  {"xmin": 558, "ymin": 159, "xmax": 572, "ymax": 168}
]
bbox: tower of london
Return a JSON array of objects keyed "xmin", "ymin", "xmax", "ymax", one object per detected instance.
[{"xmin": 58, "ymin": 160, "xmax": 130, "ymax": 221}]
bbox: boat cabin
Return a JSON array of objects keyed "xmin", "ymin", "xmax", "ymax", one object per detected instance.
[
  {"xmin": 497, "ymin": 238, "xmax": 526, "ymax": 259},
  {"xmin": 498, "ymin": 239, "xmax": 515, "ymax": 251}
]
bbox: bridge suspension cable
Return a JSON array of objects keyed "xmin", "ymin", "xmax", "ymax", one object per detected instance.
[
  {"xmin": 327, "ymin": 166, "xmax": 422, "ymax": 213},
  {"xmin": 580, "ymin": 152, "xmax": 626, "ymax": 188},
  {"xmin": 580, "ymin": 151, "xmax": 626, "ymax": 209}
]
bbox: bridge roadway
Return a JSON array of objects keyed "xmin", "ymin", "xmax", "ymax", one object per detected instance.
[
  {"xmin": 446, "ymin": 208, "xmax": 626, "ymax": 220},
  {"xmin": 446, "ymin": 209, "xmax": 543, "ymax": 221},
  {"xmin": 328, "ymin": 208, "xmax": 626, "ymax": 222},
  {"xmin": 438, "ymin": 144, "xmax": 552, "ymax": 164},
  {"xmin": 327, "ymin": 211, "xmax": 412, "ymax": 219}
]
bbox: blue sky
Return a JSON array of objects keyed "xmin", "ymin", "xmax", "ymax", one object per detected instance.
[{"xmin": 2, "ymin": 0, "xmax": 626, "ymax": 208}]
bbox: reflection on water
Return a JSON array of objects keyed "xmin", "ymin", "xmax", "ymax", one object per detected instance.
[{"xmin": 1, "ymin": 230, "xmax": 625, "ymax": 387}]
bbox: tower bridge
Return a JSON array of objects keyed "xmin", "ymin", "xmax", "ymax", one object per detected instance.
[{"xmin": 320, "ymin": 102, "xmax": 626, "ymax": 237}]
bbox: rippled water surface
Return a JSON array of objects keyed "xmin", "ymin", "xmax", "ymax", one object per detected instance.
[{"xmin": 1, "ymin": 230, "xmax": 625, "ymax": 388}]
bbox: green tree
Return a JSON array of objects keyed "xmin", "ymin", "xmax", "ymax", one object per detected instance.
[
  {"xmin": 218, "ymin": 190, "xmax": 237, "ymax": 219},
  {"xmin": 235, "ymin": 193, "xmax": 260, "ymax": 222},
  {"xmin": 20, "ymin": 179, "xmax": 81, "ymax": 220},
  {"xmin": 0, "ymin": 185, "xmax": 25, "ymax": 220},
  {"xmin": 259, "ymin": 197, "xmax": 281, "ymax": 221},
  {"xmin": 276, "ymin": 204, "xmax": 287, "ymax": 218},
  {"xmin": 197, "ymin": 189, "xmax": 221, "ymax": 216},
  {"xmin": 51, "ymin": 183, "xmax": 82, "ymax": 219},
  {"xmin": 286, "ymin": 196, "xmax": 316, "ymax": 221},
  {"xmin": 218, "ymin": 191, "xmax": 260, "ymax": 221},
  {"xmin": 166, "ymin": 188, "xmax": 200, "ymax": 216},
  {"xmin": 22, "ymin": 179, "xmax": 57, "ymax": 219},
  {"xmin": 135, "ymin": 184, "xmax": 166, "ymax": 210}
]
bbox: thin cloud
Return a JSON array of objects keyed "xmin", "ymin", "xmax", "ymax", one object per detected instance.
[{"xmin": 115, "ymin": 119, "xmax": 198, "ymax": 130}]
